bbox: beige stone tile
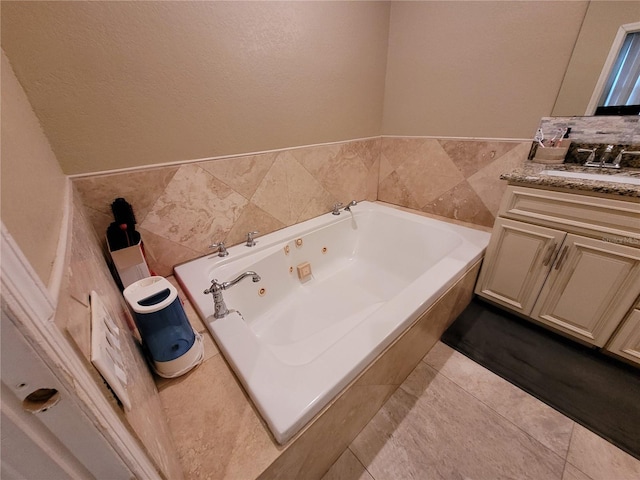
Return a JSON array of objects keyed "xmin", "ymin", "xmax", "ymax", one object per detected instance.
[
  {"xmin": 296, "ymin": 189, "xmax": 339, "ymax": 223},
  {"xmin": 291, "ymin": 143, "xmax": 342, "ymax": 178},
  {"xmin": 424, "ymin": 341, "xmax": 574, "ymax": 457},
  {"xmin": 252, "ymin": 150, "xmax": 328, "ymax": 226},
  {"xmin": 141, "ymin": 164, "xmax": 248, "ymax": 252},
  {"xmin": 321, "ymin": 448, "xmax": 373, "ymax": 480},
  {"xmin": 395, "ymin": 140, "xmax": 464, "ymax": 206},
  {"xmin": 259, "ymin": 383, "xmax": 396, "ymax": 480},
  {"xmin": 137, "ymin": 226, "xmax": 203, "ymax": 277},
  {"xmin": 376, "ymin": 200, "xmax": 494, "ymax": 233},
  {"xmin": 84, "ymin": 207, "xmax": 113, "ymax": 244},
  {"xmin": 377, "ymin": 171, "xmax": 422, "ymax": 210},
  {"xmin": 421, "ymin": 180, "xmax": 496, "ymax": 228},
  {"xmin": 439, "ymin": 139, "xmax": 520, "ymax": 178},
  {"xmin": 380, "ymin": 137, "xmax": 425, "ymax": 170},
  {"xmin": 67, "ymin": 190, "xmax": 184, "ymax": 479},
  {"xmin": 365, "ymin": 156, "xmax": 380, "ymax": 201},
  {"xmin": 224, "ymin": 202, "xmax": 286, "ymax": 248},
  {"xmin": 73, "ymin": 166, "xmax": 179, "ymax": 222},
  {"xmin": 294, "ymin": 142, "xmax": 370, "ymax": 204},
  {"xmin": 338, "ymin": 138, "xmax": 380, "ymax": 170},
  {"xmin": 566, "ymin": 424, "xmax": 640, "ymax": 480},
  {"xmin": 351, "ymin": 363, "xmax": 565, "ymax": 480},
  {"xmin": 377, "ymin": 154, "xmax": 395, "ymax": 184},
  {"xmin": 467, "ymin": 141, "xmax": 530, "ymax": 217},
  {"xmin": 199, "ymin": 151, "xmax": 277, "ymax": 200},
  {"xmin": 563, "ymin": 463, "xmax": 593, "ymax": 480},
  {"xmin": 159, "ymin": 355, "xmax": 280, "ymax": 480}
]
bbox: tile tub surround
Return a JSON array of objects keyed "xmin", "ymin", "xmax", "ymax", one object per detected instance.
[
  {"xmin": 73, "ymin": 136, "xmax": 531, "ymax": 277},
  {"xmin": 73, "ymin": 138, "xmax": 381, "ymax": 277},
  {"xmin": 54, "ymin": 186, "xmax": 184, "ymax": 479},
  {"xmin": 378, "ymin": 137, "xmax": 531, "ymax": 228},
  {"xmin": 158, "ymin": 257, "xmax": 482, "ymax": 479}
]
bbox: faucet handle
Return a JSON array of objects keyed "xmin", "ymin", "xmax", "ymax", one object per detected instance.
[
  {"xmin": 209, "ymin": 241, "xmax": 228, "ymax": 257},
  {"xmin": 245, "ymin": 231, "xmax": 259, "ymax": 247},
  {"xmin": 614, "ymin": 149, "xmax": 640, "ymax": 167},
  {"xmin": 332, "ymin": 202, "xmax": 343, "ymax": 215},
  {"xmin": 577, "ymin": 147, "xmax": 597, "ymax": 164}
]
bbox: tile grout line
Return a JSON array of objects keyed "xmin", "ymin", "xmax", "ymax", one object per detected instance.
[
  {"xmin": 562, "ymin": 423, "xmax": 598, "ymax": 480},
  {"xmin": 418, "ymin": 359, "xmax": 569, "ymax": 467},
  {"xmin": 347, "ymin": 445, "xmax": 377, "ymax": 480}
]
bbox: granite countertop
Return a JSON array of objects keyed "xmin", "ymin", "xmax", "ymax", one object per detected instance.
[{"xmin": 501, "ymin": 162, "xmax": 640, "ymax": 198}]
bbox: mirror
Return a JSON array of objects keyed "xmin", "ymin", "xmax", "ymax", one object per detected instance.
[{"xmin": 551, "ymin": 2, "xmax": 640, "ymax": 117}]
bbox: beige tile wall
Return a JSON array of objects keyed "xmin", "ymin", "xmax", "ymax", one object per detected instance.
[
  {"xmin": 74, "ymin": 138, "xmax": 380, "ymax": 276},
  {"xmin": 379, "ymin": 137, "xmax": 531, "ymax": 228},
  {"xmin": 73, "ymin": 136, "xmax": 528, "ymax": 277},
  {"xmin": 56, "ymin": 187, "xmax": 184, "ymax": 479}
]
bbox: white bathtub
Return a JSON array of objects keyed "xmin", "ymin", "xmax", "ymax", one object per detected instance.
[{"xmin": 174, "ymin": 201, "xmax": 489, "ymax": 443}]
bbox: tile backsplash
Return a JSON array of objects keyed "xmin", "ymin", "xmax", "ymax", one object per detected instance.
[
  {"xmin": 533, "ymin": 116, "xmax": 640, "ymax": 168},
  {"xmin": 74, "ymin": 136, "xmax": 530, "ymax": 276},
  {"xmin": 538, "ymin": 116, "xmax": 640, "ymax": 145}
]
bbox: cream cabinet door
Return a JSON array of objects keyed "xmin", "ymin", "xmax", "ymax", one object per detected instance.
[
  {"xmin": 531, "ymin": 235, "xmax": 640, "ymax": 347},
  {"xmin": 605, "ymin": 309, "xmax": 640, "ymax": 366},
  {"xmin": 475, "ymin": 218, "xmax": 565, "ymax": 315}
]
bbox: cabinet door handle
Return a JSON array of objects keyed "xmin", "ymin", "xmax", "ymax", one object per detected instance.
[
  {"xmin": 542, "ymin": 242, "xmax": 557, "ymax": 266},
  {"xmin": 554, "ymin": 245, "xmax": 569, "ymax": 270}
]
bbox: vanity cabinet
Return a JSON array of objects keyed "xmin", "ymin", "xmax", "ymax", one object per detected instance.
[
  {"xmin": 606, "ymin": 304, "xmax": 640, "ymax": 366},
  {"xmin": 476, "ymin": 185, "xmax": 640, "ymax": 348}
]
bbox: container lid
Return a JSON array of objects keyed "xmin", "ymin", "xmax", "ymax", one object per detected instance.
[{"xmin": 123, "ymin": 276, "xmax": 178, "ymax": 314}]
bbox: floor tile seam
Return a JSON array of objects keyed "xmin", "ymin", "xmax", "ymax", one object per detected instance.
[
  {"xmin": 419, "ymin": 353, "xmax": 575, "ymax": 452},
  {"xmin": 563, "ymin": 423, "xmax": 598, "ymax": 480},
  {"xmin": 347, "ymin": 445, "xmax": 377, "ymax": 480},
  {"xmin": 416, "ymin": 363, "xmax": 570, "ymax": 465}
]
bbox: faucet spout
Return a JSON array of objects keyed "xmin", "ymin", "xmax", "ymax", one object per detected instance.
[
  {"xmin": 344, "ymin": 200, "xmax": 358, "ymax": 212},
  {"xmin": 203, "ymin": 271, "xmax": 261, "ymax": 319},
  {"xmin": 599, "ymin": 144, "xmax": 614, "ymax": 166},
  {"xmin": 221, "ymin": 271, "xmax": 261, "ymax": 289}
]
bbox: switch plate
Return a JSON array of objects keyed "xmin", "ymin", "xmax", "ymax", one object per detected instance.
[{"xmin": 90, "ymin": 291, "xmax": 131, "ymax": 410}]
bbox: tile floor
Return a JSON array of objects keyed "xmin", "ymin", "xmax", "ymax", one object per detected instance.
[{"xmin": 321, "ymin": 341, "xmax": 640, "ymax": 480}]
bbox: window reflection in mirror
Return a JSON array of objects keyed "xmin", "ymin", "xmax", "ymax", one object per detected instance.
[{"xmin": 595, "ymin": 30, "xmax": 640, "ymax": 116}]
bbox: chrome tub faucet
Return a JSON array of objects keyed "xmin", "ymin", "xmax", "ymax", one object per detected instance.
[
  {"xmin": 344, "ymin": 200, "xmax": 357, "ymax": 212},
  {"xmin": 209, "ymin": 241, "xmax": 228, "ymax": 257},
  {"xmin": 245, "ymin": 231, "xmax": 259, "ymax": 247},
  {"xmin": 203, "ymin": 271, "xmax": 261, "ymax": 319},
  {"xmin": 331, "ymin": 200, "xmax": 357, "ymax": 215}
]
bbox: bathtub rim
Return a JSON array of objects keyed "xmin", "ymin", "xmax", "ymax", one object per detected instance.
[{"xmin": 174, "ymin": 202, "xmax": 490, "ymax": 443}]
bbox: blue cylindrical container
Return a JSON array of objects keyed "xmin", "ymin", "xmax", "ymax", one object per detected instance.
[{"xmin": 124, "ymin": 277, "xmax": 201, "ymax": 377}]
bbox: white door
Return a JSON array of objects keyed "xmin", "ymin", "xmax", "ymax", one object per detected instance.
[{"xmin": 1, "ymin": 309, "xmax": 133, "ymax": 479}]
